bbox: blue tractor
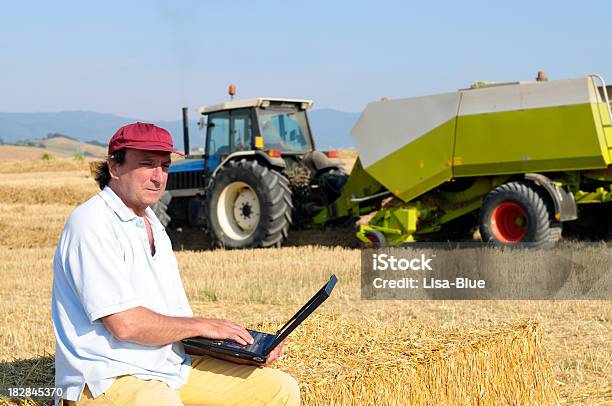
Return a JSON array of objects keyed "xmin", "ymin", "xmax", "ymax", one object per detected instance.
[{"xmin": 155, "ymin": 97, "xmax": 348, "ymax": 249}]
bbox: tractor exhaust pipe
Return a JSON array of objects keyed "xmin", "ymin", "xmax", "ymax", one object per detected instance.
[{"xmin": 182, "ymin": 107, "xmax": 190, "ymax": 156}]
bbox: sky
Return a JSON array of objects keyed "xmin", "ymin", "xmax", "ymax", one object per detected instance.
[{"xmin": 1, "ymin": 0, "xmax": 611, "ymax": 120}]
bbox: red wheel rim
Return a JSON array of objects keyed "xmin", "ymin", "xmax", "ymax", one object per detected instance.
[
  {"xmin": 491, "ymin": 202, "xmax": 528, "ymax": 243},
  {"xmin": 365, "ymin": 233, "xmax": 380, "ymax": 247}
]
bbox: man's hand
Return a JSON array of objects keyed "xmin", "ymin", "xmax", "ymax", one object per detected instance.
[
  {"xmin": 187, "ymin": 339, "xmax": 287, "ymax": 367},
  {"xmin": 197, "ymin": 318, "xmax": 254, "ymax": 346},
  {"xmin": 262, "ymin": 339, "xmax": 286, "ymax": 366}
]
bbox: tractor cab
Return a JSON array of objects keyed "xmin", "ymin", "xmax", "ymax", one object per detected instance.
[
  {"xmin": 197, "ymin": 98, "xmax": 316, "ymax": 173},
  {"xmin": 161, "ymin": 95, "xmax": 348, "ymax": 249}
]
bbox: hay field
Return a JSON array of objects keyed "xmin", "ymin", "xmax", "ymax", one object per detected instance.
[{"xmin": 0, "ymin": 158, "xmax": 610, "ymax": 405}]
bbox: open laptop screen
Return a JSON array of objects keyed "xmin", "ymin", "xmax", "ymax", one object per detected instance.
[{"xmin": 266, "ymin": 274, "xmax": 337, "ymax": 353}]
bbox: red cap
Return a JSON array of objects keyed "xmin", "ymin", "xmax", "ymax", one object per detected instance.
[{"xmin": 108, "ymin": 122, "xmax": 185, "ymax": 156}]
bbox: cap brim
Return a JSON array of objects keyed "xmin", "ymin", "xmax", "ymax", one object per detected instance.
[
  {"xmin": 170, "ymin": 148, "xmax": 186, "ymax": 157},
  {"xmin": 121, "ymin": 144, "xmax": 186, "ymax": 157}
]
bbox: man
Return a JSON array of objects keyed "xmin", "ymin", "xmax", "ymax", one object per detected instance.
[{"xmin": 52, "ymin": 122, "xmax": 299, "ymax": 405}]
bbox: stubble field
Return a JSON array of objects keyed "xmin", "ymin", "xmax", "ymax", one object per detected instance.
[{"xmin": 0, "ymin": 158, "xmax": 610, "ymax": 405}]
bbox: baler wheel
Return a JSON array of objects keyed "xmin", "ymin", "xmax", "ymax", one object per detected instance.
[
  {"xmin": 363, "ymin": 230, "xmax": 386, "ymax": 248},
  {"xmin": 479, "ymin": 181, "xmax": 561, "ymax": 248}
]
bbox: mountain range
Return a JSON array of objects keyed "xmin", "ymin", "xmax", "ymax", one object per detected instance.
[{"xmin": 0, "ymin": 109, "xmax": 360, "ymax": 151}]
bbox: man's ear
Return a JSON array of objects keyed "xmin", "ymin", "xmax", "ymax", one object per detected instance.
[{"xmin": 108, "ymin": 160, "xmax": 120, "ymax": 180}]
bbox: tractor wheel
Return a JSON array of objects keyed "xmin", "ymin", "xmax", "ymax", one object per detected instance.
[
  {"xmin": 363, "ymin": 230, "xmax": 386, "ymax": 248},
  {"xmin": 479, "ymin": 181, "xmax": 561, "ymax": 248},
  {"xmin": 205, "ymin": 159, "xmax": 292, "ymax": 249},
  {"xmin": 151, "ymin": 191, "xmax": 173, "ymax": 227},
  {"xmin": 187, "ymin": 197, "xmax": 206, "ymax": 227}
]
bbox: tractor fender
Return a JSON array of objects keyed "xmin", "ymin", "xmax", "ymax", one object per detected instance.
[
  {"xmin": 211, "ymin": 151, "xmax": 286, "ymax": 178},
  {"xmin": 524, "ymin": 173, "xmax": 578, "ymax": 221},
  {"xmin": 302, "ymin": 150, "xmax": 342, "ymax": 175}
]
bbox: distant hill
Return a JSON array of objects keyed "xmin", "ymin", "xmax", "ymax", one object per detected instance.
[
  {"xmin": 0, "ymin": 111, "xmax": 136, "ymax": 144},
  {"xmin": 0, "ymin": 136, "xmax": 106, "ymax": 160},
  {"xmin": 38, "ymin": 136, "xmax": 107, "ymax": 158},
  {"xmin": 0, "ymin": 108, "xmax": 359, "ymax": 151},
  {"xmin": 0, "ymin": 145, "xmax": 50, "ymax": 160}
]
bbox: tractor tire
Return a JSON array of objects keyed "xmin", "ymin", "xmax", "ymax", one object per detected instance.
[
  {"xmin": 205, "ymin": 159, "xmax": 292, "ymax": 249},
  {"xmin": 151, "ymin": 191, "xmax": 173, "ymax": 227},
  {"xmin": 479, "ymin": 181, "xmax": 561, "ymax": 248},
  {"xmin": 187, "ymin": 197, "xmax": 206, "ymax": 227}
]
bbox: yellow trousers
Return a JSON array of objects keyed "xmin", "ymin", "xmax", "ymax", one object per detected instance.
[{"xmin": 63, "ymin": 355, "xmax": 300, "ymax": 406}]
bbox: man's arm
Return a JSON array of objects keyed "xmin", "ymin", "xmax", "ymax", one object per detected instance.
[{"xmin": 102, "ymin": 306, "xmax": 253, "ymax": 346}]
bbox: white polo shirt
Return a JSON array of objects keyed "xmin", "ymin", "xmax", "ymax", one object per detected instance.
[{"xmin": 51, "ymin": 186, "xmax": 193, "ymax": 403}]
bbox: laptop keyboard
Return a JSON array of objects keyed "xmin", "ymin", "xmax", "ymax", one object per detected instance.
[{"xmin": 220, "ymin": 330, "xmax": 274, "ymax": 353}]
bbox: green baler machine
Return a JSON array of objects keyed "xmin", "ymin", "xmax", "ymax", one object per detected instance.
[{"xmin": 315, "ymin": 75, "xmax": 612, "ymax": 246}]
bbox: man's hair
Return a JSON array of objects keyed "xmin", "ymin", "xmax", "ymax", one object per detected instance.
[{"xmin": 93, "ymin": 148, "xmax": 127, "ymax": 190}]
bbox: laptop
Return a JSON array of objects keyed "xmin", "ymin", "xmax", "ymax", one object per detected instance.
[{"xmin": 182, "ymin": 274, "xmax": 337, "ymax": 364}]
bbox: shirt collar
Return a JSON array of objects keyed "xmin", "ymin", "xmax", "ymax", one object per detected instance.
[
  {"xmin": 145, "ymin": 206, "xmax": 165, "ymax": 232},
  {"xmin": 98, "ymin": 186, "xmax": 164, "ymax": 231},
  {"xmin": 99, "ymin": 186, "xmax": 138, "ymax": 222}
]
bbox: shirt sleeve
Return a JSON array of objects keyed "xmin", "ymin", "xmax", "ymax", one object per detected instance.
[{"xmin": 61, "ymin": 217, "xmax": 141, "ymax": 323}]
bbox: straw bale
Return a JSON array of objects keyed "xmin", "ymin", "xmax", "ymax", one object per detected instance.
[{"xmin": 269, "ymin": 314, "xmax": 560, "ymax": 405}]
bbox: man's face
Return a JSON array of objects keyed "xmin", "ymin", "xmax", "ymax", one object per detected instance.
[{"xmin": 109, "ymin": 149, "xmax": 172, "ymax": 211}]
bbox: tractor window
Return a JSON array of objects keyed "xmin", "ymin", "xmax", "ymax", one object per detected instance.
[
  {"xmin": 257, "ymin": 109, "xmax": 312, "ymax": 153},
  {"xmin": 230, "ymin": 109, "xmax": 252, "ymax": 152},
  {"xmin": 207, "ymin": 112, "xmax": 230, "ymax": 156}
]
